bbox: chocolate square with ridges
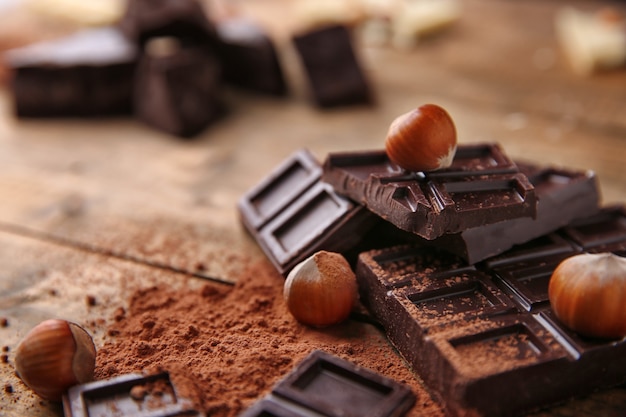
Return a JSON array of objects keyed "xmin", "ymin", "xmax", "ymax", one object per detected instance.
[
  {"xmin": 62, "ymin": 372, "xmax": 202, "ymax": 417},
  {"xmin": 322, "ymin": 143, "xmax": 537, "ymax": 240},
  {"xmin": 422, "ymin": 161, "xmax": 599, "ymax": 263},
  {"xmin": 238, "ymin": 149, "xmax": 379, "ymax": 276},
  {"xmin": 272, "ymin": 350, "xmax": 415, "ymax": 417},
  {"xmin": 355, "ymin": 206, "xmax": 626, "ymax": 417}
]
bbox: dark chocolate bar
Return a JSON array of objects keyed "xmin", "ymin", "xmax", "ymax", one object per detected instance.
[
  {"xmin": 215, "ymin": 18, "xmax": 287, "ymax": 96},
  {"xmin": 292, "ymin": 25, "xmax": 372, "ymax": 108},
  {"xmin": 322, "ymin": 143, "xmax": 537, "ymax": 240},
  {"xmin": 133, "ymin": 38, "xmax": 224, "ymax": 138},
  {"xmin": 421, "ymin": 160, "xmax": 600, "ymax": 263},
  {"xmin": 119, "ymin": 0, "xmax": 217, "ymax": 47},
  {"xmin": 63, "ymin": 372, "xmax": 202, "ymax": 417},
  {"xmin": 239, "ymin": 350, "xmax": 415, "ymax": 417},
  {"xmin": 355, "ymin": 206, "xmax": 626, "ymax": 417},
  {"xmin": 238, "ymin": 149, "xmax": 379, "ymax": 276},
  {"xmin": 5, "ymin": 27, "xmax": 137, "ymax": 118}
]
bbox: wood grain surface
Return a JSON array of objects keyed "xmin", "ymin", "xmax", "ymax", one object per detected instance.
[{"xmin": 1, "ymin": 0, "xmax": 625, "ymax": 416}]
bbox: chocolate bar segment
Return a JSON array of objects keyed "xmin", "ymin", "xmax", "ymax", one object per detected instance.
[
  {"xmin": 421, "ymin": 161, "xmax": 600, "ymax": 263},
  {"xmin": 134, "ymin": 38, "xmax": 224, "ymax": 138},
  {"xmin": 293, "ymin": 25, "xmax": 372, "ymax": 108},
  {"xmin": 322, "ymin": 143, "xmax": 537, "ymax": 240},
  {"xmin": 6, "ymin": 27, "xmax": 137, "ymax": 118},
  {"xmin": 63, "ymin": 372, "xmax": 202, "ymax": 417},
  {"xmin": 355, "ymin": 206, "xmax": 626, "ymax": 417},
  {"xmin": 119, "ymin": 0, "xmax": 217, "ymax": 47},
  {"xmin": 238, "ymin": 149, "xmax": 379, "ymax": 276},
  {"xmin": 240, "ymin": 350, "xmax": 415, "ymax": 417},
  {"xmin": 215, "ymin": 18, "xmax": 287, "ymax": 96}
]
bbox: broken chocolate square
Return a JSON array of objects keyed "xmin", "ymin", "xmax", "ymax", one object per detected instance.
[
  {"xmin": 63, "ymin": 372, "xmax": 202, "ymax": 417},
  {"xmin": 215, "ymin": 18, "xmax": 287, "ymax": 96},
  {"xmin": 133, "ymin": 38, "xmax": 224, "ymax": 138},
  {"xmin": 292, "ymin": 25, "xmax": 372, "ymax": 108},
  {"xmin": 6, "ymin": 27, "xmax": 137, "ymax": 118},
  {"xmin": 322, "ymin": 143, "xmax": 537, "ymax": 240}
]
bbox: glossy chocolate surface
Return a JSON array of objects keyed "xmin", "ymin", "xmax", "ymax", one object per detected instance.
[
  {"xmin": 322, "ymin": 143, "xmax": 537, "ymax": 239},
  {"xmin": 422, "ymin": 160, "xmax": 600, "ymax": 262},
  {"xmin": 240, "ymin": 350, "xmax": 415, "ymax": 417},
  {"xmin": 355, "ymin": 206, "xmax": 626, "ymax": 416},
  {"xmin": 63, "ymin": 372, "xmax": 202, "ymax": 417}
]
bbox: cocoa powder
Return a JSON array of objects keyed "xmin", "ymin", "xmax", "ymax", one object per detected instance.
[{"xmin": 95, "ymin": 258, "xmax": 444, "ymax": 417}]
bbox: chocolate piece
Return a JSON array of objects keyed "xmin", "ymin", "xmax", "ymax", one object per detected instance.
[
  {"xmin": 240, "ymin": 350, "xmax": 415, "ymax": 417},
  {"xmin": 422, "ymin": 161, "xmax": 600, "ymax": 263},
  {"xmin": 119, "ymin": 0, "xmax": 217, "ymax": 47},
  {"xmin": 355, "ymin": 206, "xmax": 626, "ymax": 417},
  {"xmin": 238, "ymin": 149, "xmax": 379, "ymax": 276},
  {"xmin": 63, "ymin": 372, "xmax": 202, "ymax": 417},
  {"xmin": 5, "ymin": 27, "xmax": 137, "ymax": 118},
  {"xmin": 215, "ymin": 18, "xmax": 287, "ymax": 96},
  {"xmin": 322, "ymin": 143, "xmax": 537, "ymax": 240},
  {"xmin": 134, "ymin": 38, "xmax": 224, "ymax": 138},
  {"xmin": 292, "ymin": 25, "xmax": 372, "ymax": 107}
]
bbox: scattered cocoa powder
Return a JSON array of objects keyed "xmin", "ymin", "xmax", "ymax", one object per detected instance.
[{"xmin": 96, "ymin": 259, "xmax": 444, "ymax": 417}]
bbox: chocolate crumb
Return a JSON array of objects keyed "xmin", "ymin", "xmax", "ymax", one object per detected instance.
[
  {"xmin": 0, "ymin": 317, "xmax": 8, "ymax": 327},
  {"xmin": 2, "ymin": 346, "xmax": 8, "ymax": 352},
  {"xmin": 1, "ymin": 354, "xmax": 8, "ymax": 364},
  {"xmin": 4, "ymin": 384, "xmax": 13, "ymax": 394},
  {"xmin": 86, "ymin": 295, "xmax": 97, "ymax": 306}
]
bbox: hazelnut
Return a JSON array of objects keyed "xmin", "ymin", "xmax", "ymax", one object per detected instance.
[
  {"xmin": 549, "ymin": 253, "xmax": 626, "ymax": 339},
  {"xmin": 283, "ymin": 251, "xmax": 358, "ymax": 327},
  {"xmin": 14, "ymin": 319, "xmax": 96, "ymax": 401},
  {"xmin": 384, "ymin": 103, "xmax": 457, "ymax": 172}
]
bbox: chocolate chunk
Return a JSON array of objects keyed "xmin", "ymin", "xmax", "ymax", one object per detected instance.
[
  {"xmin": 5, "ymin": 27, "xmax": 137, "ymax": 118},
  {"xmin": 119, "ymin": 0, "xmax": 217, "ymax": 47},
  {"xmin": 322, "ymin": 143, "xmax": 537, "ymax": 240},
  {"xmin": 134, "ymin": 38, "xmax": 224, "ymax": 138},
  {"xmin": 215, "ymin": 18, "xmax": 287, "ymax": 96},
  {"xmin": 63, "ymin": 372, "xmax": 202, "ymax": 417},
  {"xmin": 420, "ymin": 161, "xmax": 600, "ymax": 263},
  {"xmin": 355, "ymin": 206, "xmax": 626, "ymax": 417},
  {"xmin": 238, "ymin": 149, "xmax": 379, "ymax": 276},
  {"xmin": 293, "ymin": 25, "xmax": 372, "ymax": 107},
  {"xmin": 240, "ymin": 350, "xmax": 415, "ymax": 417}
]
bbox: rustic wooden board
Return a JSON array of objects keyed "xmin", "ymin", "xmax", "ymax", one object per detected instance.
[{"xmin": 0, "ymin": 0, "xmax": 625, "ymax": 415}]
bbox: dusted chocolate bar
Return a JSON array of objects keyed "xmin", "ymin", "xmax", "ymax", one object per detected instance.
[
  {"xmin": 422, "ymin": 160, "xmax": 600, "ymax": 263},
  {"xmin": 63, "ymin": 372, "xmax": 202, "ymax": 417},
  {"xmin": 133, "ymin": 38, "xmax": 224, "ymax": 138},
  {"xmin": 238, "ymin": 149, "xmax": 379, "ymax": 276},
  {"xmin": 5, "ymin": 27, "xmax": 137, "ymax": 118},
  {"xmin": 216, "ymin": 18, "xmax": 287, "ymax": 96},
  {"xmin": 355, "ymin": 206, "xmax": 626, "ymax": 417},
  {"xmin": 293, "ymin": 25, "xmax": 372, "ymax": 108},
  {"xmin": 322, "ymin": 143, "xmax": 537, "ymax": 240},
  {"xmin": 240, "ymin": 350, "xmax": 415, "ymax": 417}
]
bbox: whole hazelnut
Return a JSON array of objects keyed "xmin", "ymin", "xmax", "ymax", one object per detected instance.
[
  {"xmin": 384, "ymin": 103, "xmax": 457, "ymax": 172},
  {"xmin": 283, "ymin": 251, "xmax": 358, "ymax": 327},
  {"xmin": 549, "ymin": 253, "xmax": 626, "ymax": 339},
  {"xmin": 14, "ymin": 319, "xmax": 96, "ymax": 401}
]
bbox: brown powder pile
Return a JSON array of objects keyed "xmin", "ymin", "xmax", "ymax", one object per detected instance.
[{"xmin": 95, "ymin": 258, "xmax": 444, "ymax": 417}]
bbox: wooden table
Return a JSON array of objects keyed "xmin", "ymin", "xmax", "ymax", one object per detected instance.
[{"xmin": 1, "ymin": 0, "xmax": 625, "ymax": 416}]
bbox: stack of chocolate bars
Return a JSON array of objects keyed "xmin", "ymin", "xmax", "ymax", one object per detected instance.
[
  {"xmin": 238, "ymin": 142, "xmax": 626, "ymax": 416},
  {"xmin": 3, "ymin": 0, "xmax": 372, "ymax": 137}
]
